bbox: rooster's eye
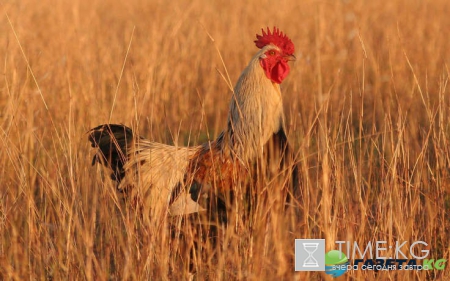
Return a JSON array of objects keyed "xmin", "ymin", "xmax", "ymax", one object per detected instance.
[{"xmin": 269, "ymin": 50, "xmax": 276, "ymax": 56}]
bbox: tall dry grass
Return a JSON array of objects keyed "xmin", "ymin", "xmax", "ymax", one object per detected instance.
[{"xmin": 0, "ymin": 0, "xmax": 449, "ymax": 280}]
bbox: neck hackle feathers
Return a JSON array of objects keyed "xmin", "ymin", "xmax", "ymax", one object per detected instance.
[{"xmin": 254, "ymin": 27, "xmax": 295, "ymax": 55}]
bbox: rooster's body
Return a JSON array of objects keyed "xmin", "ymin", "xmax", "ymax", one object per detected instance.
[{"xmin": 88, "ymin": 27, "xmax": 298, "ymax": 224}]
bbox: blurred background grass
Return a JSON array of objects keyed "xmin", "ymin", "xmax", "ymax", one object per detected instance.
[{"xmin": 0, "ymin": 0, "xmax": 449, "ymax": 279}]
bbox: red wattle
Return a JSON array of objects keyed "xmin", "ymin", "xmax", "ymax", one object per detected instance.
[{"xmin": 261, "ymin": 60, "xmax": 290, "ymax": 84}]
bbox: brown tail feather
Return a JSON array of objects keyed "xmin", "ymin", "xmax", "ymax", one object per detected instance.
[{"xmin": 88, "ymin": 124, "xmax": 134, "ymax": 183}]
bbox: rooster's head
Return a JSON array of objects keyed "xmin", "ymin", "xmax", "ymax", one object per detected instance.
[{"xmin": 255, "ymin": 27, "xmax": 295, "ymax": 84}]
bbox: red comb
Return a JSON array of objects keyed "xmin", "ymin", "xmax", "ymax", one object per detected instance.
[{"xmin": 254, "ymin": 27, "xmax": 295, "ymax": 55}]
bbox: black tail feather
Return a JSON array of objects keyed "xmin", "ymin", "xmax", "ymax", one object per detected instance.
[{"xmin": 88, "ymin": 124, "xmax": 134, "ymax": 183}]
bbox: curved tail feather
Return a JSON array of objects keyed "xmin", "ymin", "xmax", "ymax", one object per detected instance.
[{"xmin": 88, "ymin": 124, "xmax": 133, "ymax": 183}]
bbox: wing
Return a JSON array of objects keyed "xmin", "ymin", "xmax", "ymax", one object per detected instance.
[{"xmin": 177, "ymin": 137, "xmax": 249, "ymax": 223}]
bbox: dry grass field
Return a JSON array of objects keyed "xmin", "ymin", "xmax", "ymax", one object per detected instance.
[{"xmin": 1, "ymin": 0, "xmax": 449, "ymax": 280}]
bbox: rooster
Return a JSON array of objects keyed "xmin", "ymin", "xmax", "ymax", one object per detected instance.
[{"xmin": 88, "ymin": 27, "xmax": 298, "ymax": 225}]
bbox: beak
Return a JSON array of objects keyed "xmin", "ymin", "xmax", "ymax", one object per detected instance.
[{"xmin": 284, "ymin": 54, "xmax": 296, "ymax": 62}]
